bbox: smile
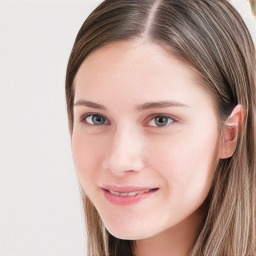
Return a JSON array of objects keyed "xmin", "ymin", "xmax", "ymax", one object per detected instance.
[
  {"xmin": 107, "ymin": 189, "xmax": 153, "ymax": 196},
  {"xmin": 101, "ymin": 187, "xmax": 159, "ymax": 205}
]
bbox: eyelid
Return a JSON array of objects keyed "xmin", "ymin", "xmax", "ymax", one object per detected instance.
[
  {"xmin": 146, "ymin": 113, "xmax": 178, "ymax": 127},
  {"xmin": 80, "ymin": 113, "xmax": 110, "ymax": 125},
  {"xmin": 79, "ymin": 112, "xmax": 178, "ymax": 127}
]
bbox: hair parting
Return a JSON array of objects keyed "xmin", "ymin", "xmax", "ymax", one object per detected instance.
[{"xmin": 66, "ymin": 1, "xmax": 256, "ymax": 255}]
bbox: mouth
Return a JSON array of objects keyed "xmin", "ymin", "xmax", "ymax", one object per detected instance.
[
  {"xmin": 106, "ymin": 188, "xmax": 158, "ymax": 196},
  {"xmin": 101, "ymin": 186, "xmax": 159, "ymax": 205}
]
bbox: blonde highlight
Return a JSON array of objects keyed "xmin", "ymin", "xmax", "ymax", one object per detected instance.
[{"xmin": 66, "ymin": 0, "xmax": 256, "ymax": 255}]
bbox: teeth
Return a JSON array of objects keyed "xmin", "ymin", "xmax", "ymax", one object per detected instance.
[{"xmin": 108, "ymin": 189, "xmax": 152, "ymax": 196}]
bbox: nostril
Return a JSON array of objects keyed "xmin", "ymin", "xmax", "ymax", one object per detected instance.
[
  {"xmin": 102, "ymin": 129, "xmax": 144, "ymax": 174},
  {"xmin": 102, "ymin": 155, "xmax": 144, "ymax": 175}
]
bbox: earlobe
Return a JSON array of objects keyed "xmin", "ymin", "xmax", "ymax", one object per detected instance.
[{"xmin": 218, "ymin": 104, "xmax": 244, "ymax": 159}]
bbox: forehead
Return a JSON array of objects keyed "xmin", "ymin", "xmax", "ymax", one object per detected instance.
[
  {"xmin": 74, "ymin": 40, "xmax": 197, "ymax": 86},
  {"xmin": 73, "ymin": 40, "xmax": 216, "ymax": 111}
]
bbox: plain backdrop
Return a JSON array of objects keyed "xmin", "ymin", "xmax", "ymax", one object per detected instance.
[{"xmin": 0, "ymin": 0, "xmax": 255, "ymax": 255}]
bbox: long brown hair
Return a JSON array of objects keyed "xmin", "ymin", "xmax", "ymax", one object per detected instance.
[{"xmin": 66, "ymin": 0, "xmax": 256, "ymax": 255}]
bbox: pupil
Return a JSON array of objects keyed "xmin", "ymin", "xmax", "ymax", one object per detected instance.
[
  {"xmin": 155, "ymin": 116, "xmax": 168, "ymax": 126},
  {"xmin": 93, "ymin": 115, "xmax": 105, "ymax": 124}
]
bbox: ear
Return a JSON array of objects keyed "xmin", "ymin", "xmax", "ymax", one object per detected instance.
[{"xmin": 218, "ymin": 104, "xmax": 244, "ymax": 159}]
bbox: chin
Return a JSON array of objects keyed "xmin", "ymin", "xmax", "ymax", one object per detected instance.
[
  {"xmin": 107, "ymin": 229, "xmax": 146, "ymax": 240},
  {"xmin": 104, "ymin": 222, "xmax": 157, "ymax": 241}
]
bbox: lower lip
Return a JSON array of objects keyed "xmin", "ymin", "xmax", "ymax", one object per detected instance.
[{"xmin": 101, "ymin": 188, "xmax": 158, "ymax": 205}]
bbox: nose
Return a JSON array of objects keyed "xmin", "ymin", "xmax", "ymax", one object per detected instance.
[{"xmin": 102, "ymin": 124, "xmax": 144, "ymax": 176}]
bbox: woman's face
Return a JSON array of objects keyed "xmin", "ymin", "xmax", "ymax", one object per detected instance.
[{"xmin": 72, "ymin": 40, "xmax": 220, "ymax": 240}]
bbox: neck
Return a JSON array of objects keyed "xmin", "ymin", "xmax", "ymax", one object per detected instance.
[{"xmin": 133, "ymin": 209, "xmax": 203, "ymax": 256}]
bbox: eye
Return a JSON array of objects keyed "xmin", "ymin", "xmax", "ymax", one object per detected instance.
[
  {"xmin": 148, "ymin": 115, "xmax": 174, "ymax": 127},
  {"xmin": 81, "ymin": 114, "xmax": 109, "ymax": 126}
]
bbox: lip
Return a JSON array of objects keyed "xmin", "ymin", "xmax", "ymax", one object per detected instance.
[
  {"xmin": 102, "ymin": 185, "xmax": 157, "ymax": 193},
  {"xmin": 101, "ymin": 185, "xmax": 159, "ymax": 205}
]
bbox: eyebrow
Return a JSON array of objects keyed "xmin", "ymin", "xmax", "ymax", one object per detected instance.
[
  {"xmin": 73, "ymin": 100, "xmax": 190, "ymax": 111},
  {"xmin": 136, "ymin": 101, "xmax": 190, "ymax": 111},
  {"xmin": 74, "ymin": 100, "xmax": 107, "ymax": 110}
]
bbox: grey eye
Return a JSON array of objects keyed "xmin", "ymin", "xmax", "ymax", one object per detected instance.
[
  {"xmin": 149, "ymin": 116, "xmax": 174, "ymax": 127},
  {"xmin": 85, "ymin": 114, "xmax": 107, "ymax": 125}
]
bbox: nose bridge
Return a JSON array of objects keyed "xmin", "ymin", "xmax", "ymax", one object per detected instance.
[
  {"xmin": 115, "ymin": 123, "xmax": 140, "ymax": 153},
  {"xmin": 103, "ymin": 122, "xmax": 144, "ymax": 174}
]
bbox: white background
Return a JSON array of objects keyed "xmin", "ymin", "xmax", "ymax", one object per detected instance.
[{"xmin": 0, "ymin": 1, "xmax": 255, "ymax": 255}]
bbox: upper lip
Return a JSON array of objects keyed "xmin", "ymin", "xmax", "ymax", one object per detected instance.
[{"xmin": 101, "ymin": 185, "xmax": 158, "ymax": 193}]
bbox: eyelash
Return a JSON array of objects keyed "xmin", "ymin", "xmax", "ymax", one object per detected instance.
[
  {"xmin": 80, "ymin": 113, "xmax": 177, "ymax": 128},
  {"xmin": 146, "ymin": 114, "xmax": 176, "ymax": 127},
  {"xmin": 80, "ymin": 113, "xmax": 110, "ymax": 126}
]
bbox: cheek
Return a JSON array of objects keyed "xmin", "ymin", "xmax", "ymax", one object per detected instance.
[
  {"xmin": 149, "ymin": 127, "xmax": 219, "ymax": 201},
  {"xmin": 71, "ymin": 130, "xmax": 104, "ymax": 186}
]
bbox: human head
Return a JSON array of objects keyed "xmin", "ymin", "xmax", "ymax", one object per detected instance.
[{"xmin": 66, "ymin": 0, "xmax": 256, "ymax": 255}]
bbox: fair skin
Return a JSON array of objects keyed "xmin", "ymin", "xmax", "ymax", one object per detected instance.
[{"xmin": 71, "ymin": 40, "xmax": 242, "ymax": 256}]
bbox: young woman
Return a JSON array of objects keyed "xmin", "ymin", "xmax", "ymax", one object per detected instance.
[{"xmin": 65, "ymin": 0, "xmax": 256, "ymax": 255}]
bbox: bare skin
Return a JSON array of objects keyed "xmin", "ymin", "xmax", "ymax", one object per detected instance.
[{"xmin": 72, "ymin": 40, "xmax": 243, "ymax": 255}]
